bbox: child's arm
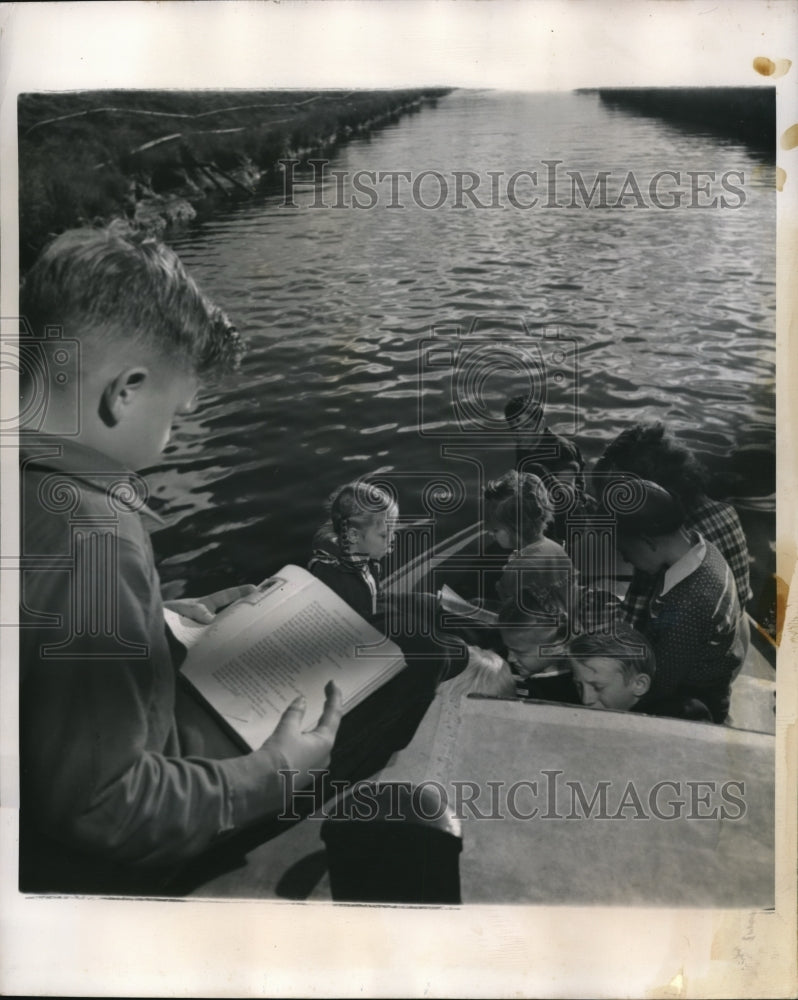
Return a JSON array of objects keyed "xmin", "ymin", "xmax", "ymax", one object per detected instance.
[{"xmin": 23, "ymin": 540, "xmax": 342, "ymax": 871}]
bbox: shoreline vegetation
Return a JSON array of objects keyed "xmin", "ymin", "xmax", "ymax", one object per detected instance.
[
  {"xmin": 590, "ymin": 87, "xmax": 776, "ymax": 154},
  {"xmin": 18, "ymin": 87, "xmax": 452, "ymax": 272},
  {"xmin": 19, "ymin": 86, "xmax": 774, "ymax": 272}
]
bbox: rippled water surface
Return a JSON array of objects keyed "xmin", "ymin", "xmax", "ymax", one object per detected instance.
[{"xmin": 152, "ymin": 91, "xmax": 776, "ymax": 610}]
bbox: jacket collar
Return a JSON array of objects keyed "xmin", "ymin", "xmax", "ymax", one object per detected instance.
[
  {"xmin": 19, "ymin": 434, "xmax": 165, "ymax": 525},
  {"xmin": 659, "ymin": 531, "xmax": 705, "ymax": 597},
  {"xmin": 311, "ymin": 525, "xmax": 370, "ymax": 567}
]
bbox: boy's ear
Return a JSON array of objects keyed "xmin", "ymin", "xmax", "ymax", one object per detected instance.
[
  {"xmin": 631, "ymin": 673, "xmax": 652, "ymax": 697},
  {"xmin": 100, "ymin": 368, "xmax": 149, "ymax": 426}
]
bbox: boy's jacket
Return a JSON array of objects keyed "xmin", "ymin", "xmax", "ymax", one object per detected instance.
[{"xmin": 18, "ymin": 434, "xmax": 295, "ymax": 893}]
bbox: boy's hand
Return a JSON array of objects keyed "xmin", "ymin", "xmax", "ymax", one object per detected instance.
[
  {"xmin": 261, "ymin": 680, "xmax": 343, "ymax": 780},
  {"xmin": 164, "ymin": 584, "xmax": 258, "ymax": 624}
]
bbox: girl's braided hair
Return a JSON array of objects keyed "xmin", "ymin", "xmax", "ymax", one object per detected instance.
[{"xmin": 326, "ymin": 481, "xmax": 396, "ymax": 557}]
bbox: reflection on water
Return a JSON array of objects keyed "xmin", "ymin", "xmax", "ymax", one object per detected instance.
[{"xmin": 151, "ymin": 91, "xmax": 775, "ymax": 613}]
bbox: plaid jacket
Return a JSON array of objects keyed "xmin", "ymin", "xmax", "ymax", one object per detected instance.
[{"xmin": 622, "ymin": 497, "xmax": 752, "ymax": 628}]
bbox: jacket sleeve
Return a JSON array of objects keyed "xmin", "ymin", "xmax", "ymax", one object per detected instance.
[
  {"xmin": 721, "ymin": 506, "xmax": 753, "ymax": 604},
  {"xmin": 621, "ymin": 570, "xmax": 658, "ymax": 629},
  {"xmin": 645, "ymin": 587, "xmax": 746, "ymax": 706},
  {"xmin": 21, "ymin": 535, "xmax": 293, "ymax": 870}
]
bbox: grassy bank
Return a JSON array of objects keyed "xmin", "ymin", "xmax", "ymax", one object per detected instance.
[
  {"xmin": 19, "ymin": 88, "xmax": 451, "ymax": 271},
  {"xmin": 596, "ymin": 87, "xmax": 775, "ymax": 154}
]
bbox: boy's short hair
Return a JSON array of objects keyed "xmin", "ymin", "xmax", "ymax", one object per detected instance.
[
  {"xmin": 328, "ymin": 481, "xmax": 396, "ymax": 534},
  {"xmin": 603, "ymin": 476, "xmax": 685, "ymax": 538},
  {"xmin": 569, "ymin": 624, "xmax": 656, "ymax": 683},
  {"xmin": 20, "ymin": 224, "xmax": 243, "ymax": 377},
  {"xmin": 484, "ymin": 470, "xmax": 553, "ymax": 542}
]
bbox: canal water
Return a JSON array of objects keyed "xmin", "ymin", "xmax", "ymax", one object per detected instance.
[{"xmin": 153, "ymin": 90, "xmax": 776, "ymax": 617}]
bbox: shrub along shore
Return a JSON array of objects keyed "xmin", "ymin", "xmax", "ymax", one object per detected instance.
[
  {"xmin": 18, "ymin": 88, "xmax": 451, "ymax": 271},
  {"xmin": 595, "ymin": 87, "xmax": 775, "ymax": 154}
]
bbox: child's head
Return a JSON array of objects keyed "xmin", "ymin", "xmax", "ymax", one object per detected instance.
[
  {"xmin": 498, "ymin": 578, "xmax": 573, "ymax": 676},
  {"xmin": 541, "ymin": 436, "xmax": 585, "ymax": 488},
  {"xmin": 593, "ymin": 421, "xmax": 707, "ymax": 508},
  {"xmin": 484, "ymin": 470, "xmax": 553, "ymax": 550},
  {"xmin": 608, "ymin": 478, "xmax": 686, "ymax": 574},
  {"xmin": 504, "ymin": 394, "xmax": 545, "ymax": 432},
  {"xmin": 504, "ymin": 396, "xmax": 586, "ymax": 492},
  {"xmin": 19, "ymin": 224, "xmax": 242, "ymax": 469},
  {"xmin": 328, "ymin": 481, "xmax": 398, "ymax": 561},
  {"xmin": 569, "ymin": 625, "xmax": 655, "ymax": 711}
]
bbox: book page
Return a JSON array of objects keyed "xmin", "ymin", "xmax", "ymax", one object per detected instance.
[
  {"xmin": 181, "ymin": 567, "xmax": 404, "ymax": 748},
  {"xmin": 163, "ymin": 570, "xmax": 306, "ymax": 650},
  {"xmin": 163, "ymin": 566, "xmax": 308, "ymax": 649},
  {"xmin": 162, "ymin": 606, "xmax": 210, "ymax": 650},
  {"xmin": 439, "ymin": 583, "xmax": 498, "ymax": 625},
  {"xmin": 187, "ymin": 566, "xmax": 309, "ymax": 649}
]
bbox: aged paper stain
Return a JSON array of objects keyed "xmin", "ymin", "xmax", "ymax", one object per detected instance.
[
  {"xmin": 781, "ymin": 123, "xmax": 798, "ymax": 150},
  {"xmin": 646, "ymin": 966, "xmax": 687, "ymax": 999},
  {"xmin": 777, "ymin": 575, "xmax": 791, "ymax": 646},
  {"xmin": 753, "ymin": 56, "xmax": 792, "ymax": 78},
  {"xmin": 774, "ymin": 575, "xmax": 790, "ymax": 644}
]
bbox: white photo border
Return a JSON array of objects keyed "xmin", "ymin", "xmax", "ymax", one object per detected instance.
[{"xmin": 1, "ymin": 2, "xmax": 796, "ymax": 997}]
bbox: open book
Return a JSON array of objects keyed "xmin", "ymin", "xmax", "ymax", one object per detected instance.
[
  {"xmin": 437, "ymin": 583, "xmax": 498, "ymax": 625},
  {"xmin": 172, "ymin": 565, "xmax": 405, "ymax": 751}
]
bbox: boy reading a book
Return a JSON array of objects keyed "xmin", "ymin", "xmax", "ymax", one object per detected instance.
[
  {"xmin": 18, "ymin": 225, "xmax": 342, "ymax": 894},
  {"xmin": 608, "ymin": 477, "xmax": 749, "ymax": 723},
  {"xmin": 593, "ymin": 421, "xmax": 752, "ymax": 627},
  {"xmin": 569, "ymin": 627, "xmax": 713, "ymax": 721},
  {"xmin": 570, "ymin": 626, "xmax": 655, "ymax": 712}
]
